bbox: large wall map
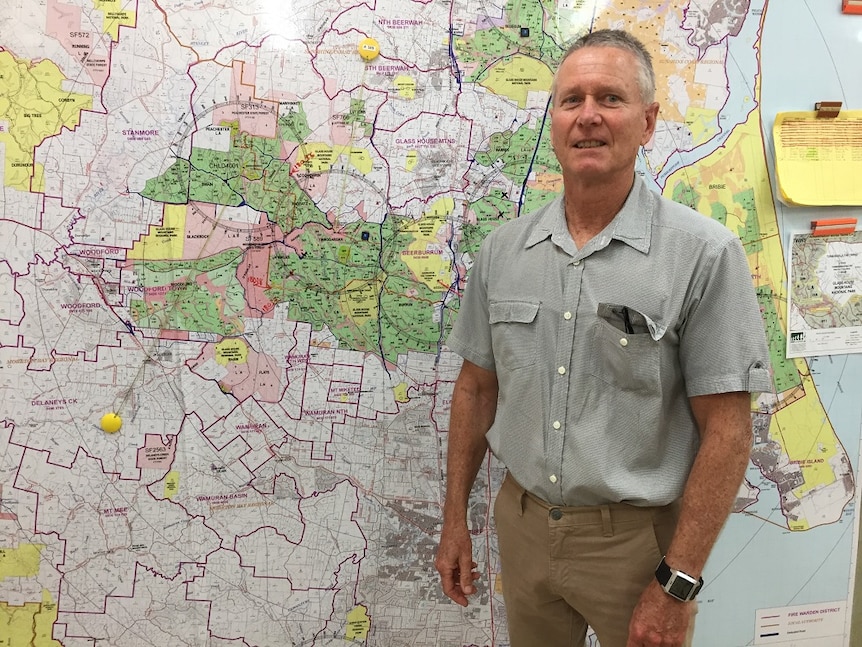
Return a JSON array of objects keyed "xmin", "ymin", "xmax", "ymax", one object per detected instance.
[{"xmin": 1, "ymin": 1, "xmax": 859, "ymax": 645}]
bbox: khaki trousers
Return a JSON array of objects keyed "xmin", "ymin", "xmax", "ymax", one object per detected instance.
[{"xmin": 494, "ymin": 473, "xmax": 695, "ymax": 647}]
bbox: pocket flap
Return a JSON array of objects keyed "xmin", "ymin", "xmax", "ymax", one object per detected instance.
[
  {"xmin": 596, "ymin": 303, "xmax": 666, "ymax": 340},
  {"xmin": 489, "ymin": 300, "xmax": 539, "ymax": 324}
]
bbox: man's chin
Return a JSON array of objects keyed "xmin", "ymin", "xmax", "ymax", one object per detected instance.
[
  {"xmin": 564, "ymin": 148, "xmax": 609, "ymax": 168},
  {"xmin": 564, "ymin": 161, "xmax": 609, "ymax": 179}
]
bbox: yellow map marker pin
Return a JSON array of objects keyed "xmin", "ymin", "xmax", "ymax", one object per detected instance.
[
  {"xmin": 100, "ymin": 412, "xmax": 123, "ymax": 433},
  {"xmin": 358, "ymin": 37, "xmax": 380, "ymax": 61}
]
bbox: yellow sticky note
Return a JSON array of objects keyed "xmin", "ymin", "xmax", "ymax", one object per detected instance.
[{"xmin": 774, "ymin": 110, "xmax": 862, "ymax": 206}]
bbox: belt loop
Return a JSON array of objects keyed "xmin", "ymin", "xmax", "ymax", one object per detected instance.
[
  {"xmin": 518, "ymin": 487, "xmax": 526, "ymax": 517},
  {"xmin": 601, "ymin": 505, "xmax": 612, "ymax": 537}
]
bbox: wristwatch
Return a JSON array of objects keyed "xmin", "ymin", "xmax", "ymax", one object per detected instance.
[{"xmin": 655, "ymin": 556, "xmax": 703, "ymax": 602}]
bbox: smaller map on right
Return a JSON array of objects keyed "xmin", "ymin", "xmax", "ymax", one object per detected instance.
[{"xmin": 787, "ymin": 230, "xmax": 862, "ymax": 358}]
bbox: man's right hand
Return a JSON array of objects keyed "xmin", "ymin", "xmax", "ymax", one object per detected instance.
[
  {"xmin": 436, "ymin": 359, "xmax": 497, "ymax": 606},
  {"xmin": 435, "ymin": 521, "xmax": 480, "ymax": 606}
]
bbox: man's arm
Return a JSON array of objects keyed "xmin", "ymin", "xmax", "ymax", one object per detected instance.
[
  {"xmin": 435, "ymin": 359, "xmax": 499, "ymax": 606},
  {"xmin": 627, "ymin": 390, "xmax": 753, "ymax": 647}
]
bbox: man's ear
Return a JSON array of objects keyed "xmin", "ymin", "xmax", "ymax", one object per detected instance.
[{"xmin": 642, "ymin": 101, "xmax": 660, "ymax": 145}]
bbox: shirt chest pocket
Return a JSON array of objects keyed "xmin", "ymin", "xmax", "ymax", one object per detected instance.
[
  {"xmin": 489, "ymin": 300, "xmax": 539, "ymax": 371},
  {"xmin": 589, "ymin": 305, "xmax": 662, "ymax": 392}
]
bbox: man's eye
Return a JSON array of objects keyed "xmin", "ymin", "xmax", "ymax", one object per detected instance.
[{"xmin": 606, "ymin": 95, "xmax": 621, "ymax": 103}]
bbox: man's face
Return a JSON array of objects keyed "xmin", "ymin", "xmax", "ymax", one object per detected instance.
[{"xmin": 550, "ymin": 46, "xmax": 659, "ymax": 183}]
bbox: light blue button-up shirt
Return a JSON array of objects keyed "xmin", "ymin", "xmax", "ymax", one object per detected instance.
[{"xmin": 447, "ymin": 176, "xmax": 772, "ymax": 506}]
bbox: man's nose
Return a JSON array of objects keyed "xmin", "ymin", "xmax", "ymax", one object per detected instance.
[{"xmin": 576, "ymin": 96, "xmax": 602, "ymax": 125}]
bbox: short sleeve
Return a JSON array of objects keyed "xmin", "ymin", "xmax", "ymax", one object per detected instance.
[
  {"xmin": 679, "ymin": 237, "xmax": 773, "ymax": 396},
  {"xmin": 446, "ymin": 238, "xmax": 496, "ymax": 371}
]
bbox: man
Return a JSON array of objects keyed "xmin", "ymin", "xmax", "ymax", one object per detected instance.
[{"xmin": 435, "ymin": 29, "xmax": 772, "ymax": 647}]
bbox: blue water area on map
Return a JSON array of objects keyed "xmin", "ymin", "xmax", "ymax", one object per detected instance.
[
  {"xmin": 694, "ymin": 5, "xmax": 862, "ymax": 645},
  {"xmin": 700, "ymin": 353, "xmax": 862, "ymax": 645}
]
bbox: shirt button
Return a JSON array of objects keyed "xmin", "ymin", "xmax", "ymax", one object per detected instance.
[
  {"xmin": 557, "ymin": 366, "xmax": 566, "ymax": 375},
  {"xmin": 619, "ymin": 338, "xmax": 628, "ymax": 347},
  {"xmin": 573, "ymin": 260, "xmax": 580, "ymax": 266},
  {"xmin": 550, "ymin": 508, "xmax": 563, "ymax": 521},
  {"xmin": 563, "ymin": 311, "xmax": 572, "ymax": 320},
  {"xmin": 552, "ymin": 421, "xmax": 561, "ymax": 430},
  {"xmin": 549, "ymin": 474, "xmax": 558, "ymax": 484}
]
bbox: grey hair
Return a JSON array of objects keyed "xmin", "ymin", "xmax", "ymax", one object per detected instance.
[{"xmin": 552, "ymin": 29, "xmax": 656, "ymax": 104}]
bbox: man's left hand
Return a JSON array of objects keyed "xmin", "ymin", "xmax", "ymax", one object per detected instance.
[{"xmin": 626, "ymin": 580, "xmax": 693, "ymax": 647}]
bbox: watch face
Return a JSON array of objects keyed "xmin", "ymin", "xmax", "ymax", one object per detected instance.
[{"xmin": 668, "ymin": 574, "xmax": 696, "ymax": 599}]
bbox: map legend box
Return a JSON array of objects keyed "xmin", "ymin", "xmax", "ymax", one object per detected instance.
[{"xmin": 754, "ymin": 601, "xmax": 847, "ymax": 644}]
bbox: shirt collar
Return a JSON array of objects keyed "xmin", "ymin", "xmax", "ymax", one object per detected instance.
[
  {"xmin": 524, "ymin": 174, "xmax": 654, "ymax": 254},
  {"xmin": 610, "ymin": 175, "xmax": 653, "ymax": 254}
]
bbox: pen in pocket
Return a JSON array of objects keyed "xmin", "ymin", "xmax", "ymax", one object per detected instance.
[{"xmin": 622, "ymin": 306, "xmax": 634, "ymax": 334}]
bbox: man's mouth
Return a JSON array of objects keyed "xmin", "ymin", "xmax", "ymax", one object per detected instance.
[{"xmin": 574, "ymin": 141, "xmax": 605, "ymax": 149}]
